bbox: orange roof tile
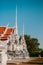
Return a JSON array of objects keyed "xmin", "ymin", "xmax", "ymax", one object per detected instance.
[
  {"xmin": 0, "ymin": 27, "xmax": 14, "ymax": 41},
  {"xmin": 0, "ymin": 27, "xmax": 6, "ymax": 34},
  {"xmin": 5, "ymin": 28, "xmax": 13, "ymax": 35}
]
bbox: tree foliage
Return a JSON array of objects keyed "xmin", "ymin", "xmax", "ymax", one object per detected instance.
[
  {"xmin": 39, "ymin": 49, "xmax": 43, "ymax": 57},
  {"xmin": 20, "ymin": 34, "xmax": 40, "ymax": 57}
]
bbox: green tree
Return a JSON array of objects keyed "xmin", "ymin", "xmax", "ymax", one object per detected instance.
[
  {"xmin": 29, "ymin": 38, "xmax": 40, "ymax": 53},
  {"xmin": 39, "ymin": 49, "xmax": 43, "ymax": 57},
  {"xmin": 20, "ymin": 34, "xmax": 40, "ymax": 57}
]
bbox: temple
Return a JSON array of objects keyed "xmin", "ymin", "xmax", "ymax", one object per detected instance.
[{"xmin": 0, "ymin": 6, "xmax": 29, "ymax": 61}]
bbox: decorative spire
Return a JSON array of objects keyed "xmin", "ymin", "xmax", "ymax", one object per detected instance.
[
  {"xmin": 22, "ymin": 24, "xmax": 25, "ymax": 40},
  {"xmin": 23, "ymin": 24, "xmax": 24, "ymax": 37},
  {"xmin": 21, "ymin": 24, "xmax": 25, "ymax": 44},
  {"xmin": 14, "ymin": 5, "xmax": 19, "ymax": 44},
  {"xmin": 16, "ymin": 5, "xmax": 18, "ymax": 34},
  {"xmin": 16, "ymin": 5, "xmax": 17, "ymax": 27}
]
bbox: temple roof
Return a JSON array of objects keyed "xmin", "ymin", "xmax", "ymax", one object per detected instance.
[{"xmin": 0, "ymin": 27, "xmax": 14, "ymax": 41}]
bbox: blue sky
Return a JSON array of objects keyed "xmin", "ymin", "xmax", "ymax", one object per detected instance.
[{"xmin": 0, "ymin": 0, "xmax": 43, "ymax": 48}]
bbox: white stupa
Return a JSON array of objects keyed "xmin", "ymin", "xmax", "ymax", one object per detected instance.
[{"xmin": 7, "ymin": 5, "xmax": 29, "ymax": 59}]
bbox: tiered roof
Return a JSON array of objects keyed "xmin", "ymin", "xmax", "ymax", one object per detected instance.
[{"xmin": 0, "ymin": 27, "xmax": 13, "ymax": 41}]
